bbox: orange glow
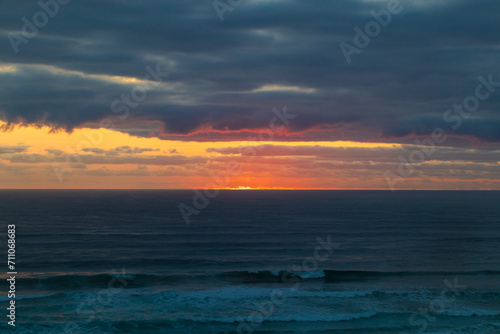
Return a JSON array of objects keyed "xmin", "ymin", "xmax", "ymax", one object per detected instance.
[
  {"xmin": 220, "ymin": 186, "xmax": 299, "ymax": 190},
  {"xmin": 0, "ymin": 122, "xmax": 499, "ymax": 190}
]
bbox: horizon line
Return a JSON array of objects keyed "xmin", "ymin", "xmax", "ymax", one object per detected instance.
[{"xmin": 0, "ymin": 188, "xmax": 499, "ymax": 191}]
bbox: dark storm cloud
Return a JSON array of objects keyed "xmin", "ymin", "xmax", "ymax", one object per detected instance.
[
  {"xmin": 1, "ymin": 0, "xmax": 500, "ymax": 143},
  {"xmin": 383, "ymin": 116, "xmax": 500, "ymax": 142}
]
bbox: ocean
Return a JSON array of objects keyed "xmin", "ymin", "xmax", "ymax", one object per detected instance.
[{"xmin": 1, "ymin": 190, "xmax": 499, "ymax": 333}]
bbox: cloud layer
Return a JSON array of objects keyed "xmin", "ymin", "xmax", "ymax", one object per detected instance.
[{"xmin": 1, "ymin": 0, "xmax": 500, "ymax": 144}]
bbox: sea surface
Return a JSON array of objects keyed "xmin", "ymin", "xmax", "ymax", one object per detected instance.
[{"xmin": 1, "ymin": 190, "xmax": 499, "ymax": 333}]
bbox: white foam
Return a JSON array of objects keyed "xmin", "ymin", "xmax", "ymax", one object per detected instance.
[
  {"xmin": 292, "ymin": 270, "xmax": 326, "ymax": 279},
  {"xmin": 269, "ymin": 270, "xmax": 282, "ymax": 277}
]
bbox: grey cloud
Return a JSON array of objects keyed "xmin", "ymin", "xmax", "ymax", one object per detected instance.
[
  {"xmin": 0, "ymin": 0, "xmax": 500, "ymax": 143},
  {"xmin": 80, "ymin": 165, "xmax": 189, "ymax": 177},
  {"xmin": 3, "ymin": 153, "xmax": 208, "ymax": 166},
  {"xmin": 9, "ymin": 153, "xmax": 51, "ymax": 163},
  {"xmin": 46, "ymin": 149, "xmax": 65, "ymax": 156},
  {"xmin": 81, "ymin": 148, "xmax": 107, "ymax": 154},
  {"xmin": 0, "ymin": 145, "xmax": 28, "ymax": 154},
  {"xmin": 207, "ymin": 144, "xmax": 500, "ymax": 163},
  {"xmin": 81, "ymin": 146, "xmax": 159, "ymax": 155}
]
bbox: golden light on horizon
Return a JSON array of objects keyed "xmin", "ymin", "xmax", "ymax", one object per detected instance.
[{"xmin": 0, "ymin": 121, "xmax": 498, "ymax": 190}]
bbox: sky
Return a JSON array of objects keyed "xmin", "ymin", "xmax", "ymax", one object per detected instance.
[{"xmin": 0, "ymin": 0, "xmax": 499, "ymax": 189}]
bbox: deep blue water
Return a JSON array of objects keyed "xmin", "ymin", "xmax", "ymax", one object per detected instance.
[{"xmin": 1, "ymin": 190, "xmax": 499, "ymax": 333}]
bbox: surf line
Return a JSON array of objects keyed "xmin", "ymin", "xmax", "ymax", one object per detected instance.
[{"xmin": 235, "ymin": 235, "xmax": 340, "ymax": 333}]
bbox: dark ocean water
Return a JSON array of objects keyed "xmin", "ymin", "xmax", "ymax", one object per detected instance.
[{"xmin": 1, "ymin": 190, "xmax": 499, "ymax": 333}]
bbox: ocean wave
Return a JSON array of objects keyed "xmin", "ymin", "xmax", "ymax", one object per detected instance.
[
  {"xmin": 11, "ymin": 269, "xmax": 500, "ymax": 291},
  {"xmin": 176, "ymin": 311, "xmax": 378, "ymax": 323},
  {"xmin": 172, "ymin": 285, "xmax": 374, "ymax": 300},
  {"xmin": 442, "ymin": 323, "xmax": 500, "ymax": 334},
  {"xmin": 3, "ymin": 313, "xmax": 380, "ymax": 334},
  {"xmin": 218, "ymin": 269, "xmax": 500, "ymax": 284},
  {"xmin": 443, "ymin": 309, "xmax": 500, "ymax": 317},
  {"xmin": 230, "ymin": 269, "xmax": 500, "ymax": 283},
  {"xmin": 3, "ymin": 270, "xmax": 324, "ymax": 291},
  {"xmin": 0, "ymin": 293, "xmax": 58, "ymax": 301}
]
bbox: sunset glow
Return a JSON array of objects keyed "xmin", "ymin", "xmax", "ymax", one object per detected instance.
[
  {"xmin": 0, "ymin": 120, "xmax": 499, "ymax": 189},
  {"xmin": 2, "ymin": 0, "xmax": 500, "ymax": 191}
]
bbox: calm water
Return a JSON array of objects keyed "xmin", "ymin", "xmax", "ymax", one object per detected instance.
[{"xmin": 1, "ymin": 190, "xmax": 499, "ymax": 333}]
